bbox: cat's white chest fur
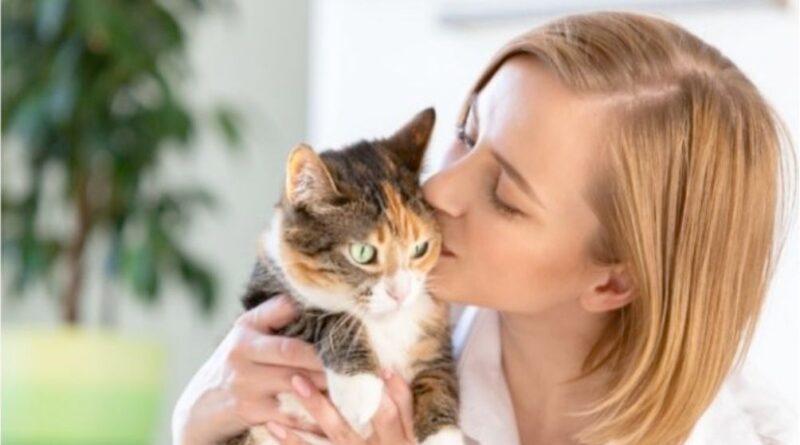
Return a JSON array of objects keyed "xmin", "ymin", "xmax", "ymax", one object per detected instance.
[
  {"xmin": 251, "ymin": 294, "xmax": 440, "ymax": 445},
  {"xmin": 360, "ymin": 292, "xmax": 434, "ymax": 381},
  {"xmin": 311, "ymin": 293, "xmax": 435, "ymax": 441}
]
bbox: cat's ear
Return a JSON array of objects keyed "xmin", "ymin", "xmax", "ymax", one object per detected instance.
[
  {"xmin": 285, "ymin": 143, "xmax": 340, "ymax": 207},
  {"xmin": 384, "ymin": 107, "xmax": 436, "ymax": 175}
]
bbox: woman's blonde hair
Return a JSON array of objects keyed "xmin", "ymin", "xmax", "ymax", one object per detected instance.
[{"xmin": 457, "ymin": 11, "xmax": 797, "ymax": 445}]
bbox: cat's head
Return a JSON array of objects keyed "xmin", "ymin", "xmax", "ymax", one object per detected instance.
[{"xmin": 264, "ymin": 108, "xmax": 441, "ymax": 318}]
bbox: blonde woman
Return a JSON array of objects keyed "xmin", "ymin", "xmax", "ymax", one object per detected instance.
[{"xmin": 172, "ymin": 11, "xmax": 797, "ymax": 445}]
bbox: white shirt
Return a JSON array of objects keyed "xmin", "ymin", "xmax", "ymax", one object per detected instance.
[{"xmin": 451, "ymin": 305, "xmax": 798, "ymax": 445}]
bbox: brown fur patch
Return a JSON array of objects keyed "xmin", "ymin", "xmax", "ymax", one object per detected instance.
[
  {"xmin": 408, "ymin": 301, "xmax": 460, "ymax": 441},
  {"xmin": 235, "ymin": 107, "xmax": 459, "ymax": 445},
  {"xmin": 374, "ymin": 182, "xmax": 442, "ymax": 275}
]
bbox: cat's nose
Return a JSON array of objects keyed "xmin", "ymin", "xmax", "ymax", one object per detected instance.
[{"xmin": 386, "ymin": 281, "xmax": 408, "ymax": 303}]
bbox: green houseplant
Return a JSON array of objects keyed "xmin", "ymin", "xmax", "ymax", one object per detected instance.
[{"xmin": 2, "ymin": 1, "xmax": 242, "ymax": 444}]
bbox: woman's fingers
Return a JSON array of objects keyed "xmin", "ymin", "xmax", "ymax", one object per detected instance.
[
  {"xmin": 370, "ymin": 389, "xmax": 409, "ymax": 444},
  {"xmin": 381, "ymin": 369, "xmax": 416, "ymax": 441},
  {"xmin": 222, "ymin": 360, "xmax": 326, "ymax": 436},
  {"xmin": 241, "ymin": 333, "xmax": 325, "ymax": 372},
  {"xmin": 266, "ymin": 421, "xmax": 306, "ymax": 445},
  {"xmin": 174, "ymin": 293, "xmax": 331, "ymax": 445},
  {"xmin": 303, "ymin": 369, "xmax": 328, "ymax": 390},
  {"xmin": 230, "ymin": 395, "xmax": 307, "ymax": 431},
  {"xmin": 238, "ymin": 295, "xmax": 299, "ymax": 334},
  {"xmin": 230, "ymin": 361, "xmax": 326, "ymax": 402},
  {"xmin": 232, "ymin": 297, "xmax": 324, "ymax": 373},
  {"xmin": 289, "ymin": 374, "xmax": 366, "ymax": 444}
]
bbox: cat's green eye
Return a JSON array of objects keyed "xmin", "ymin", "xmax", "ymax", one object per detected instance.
[
  {"xmin": 349, "ymin": 243, "xmax": 377, "ymax": 264},
  {"xmin": 412, "ymin": 240, "xmax": 429, "ymax": 259}
]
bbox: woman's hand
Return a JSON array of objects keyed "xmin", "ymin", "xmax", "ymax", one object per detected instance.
[
  {"xmin": 263, "ymin": 368, "xmax": 417, "ymax": 445},
  {"xmin": 171, "ymin": 295, "xmax": 327, "ymax": 445}
]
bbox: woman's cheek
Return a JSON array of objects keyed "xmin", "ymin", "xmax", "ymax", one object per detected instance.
[{"xmin": 477, "ymin": 230, "xmax": 517, "ymax": 280}]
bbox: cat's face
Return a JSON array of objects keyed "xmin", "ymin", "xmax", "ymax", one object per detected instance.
[{"xmin": 269, "ymin": 108, "xmax": 442, "ymax": 318}]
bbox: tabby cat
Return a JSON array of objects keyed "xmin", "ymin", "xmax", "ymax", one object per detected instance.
[{"xmin": 227, "ymin": 108, "xmax": 464, "ymax": 445}]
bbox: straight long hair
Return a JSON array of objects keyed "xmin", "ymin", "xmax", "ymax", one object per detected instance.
[{"xmin": 457, "ymin": 11, "xmax": 797, "ymax": 445}]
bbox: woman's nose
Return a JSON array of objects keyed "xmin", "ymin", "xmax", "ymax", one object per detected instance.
[{"xmin": 422, "ymin": 161, "xmax": 468, "ymax": 218}]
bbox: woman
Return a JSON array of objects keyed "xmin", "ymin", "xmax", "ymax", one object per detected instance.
[{"xmin": 172, "ymin": 11, "xmax": 797, "ymax": 445}]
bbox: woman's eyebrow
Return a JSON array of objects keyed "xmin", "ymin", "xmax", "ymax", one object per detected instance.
[{"xmin": 490, "ymin": 149, "xmax": 546, "ymax": 210}]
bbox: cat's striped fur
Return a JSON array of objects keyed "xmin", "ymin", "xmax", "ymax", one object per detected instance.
[{"xmin": 224, "ymin": 109, "xmax": 463, "ymax": 445}]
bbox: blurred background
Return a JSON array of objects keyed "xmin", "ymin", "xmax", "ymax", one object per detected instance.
[{"xmin": 2, "ymin": 1, "xmax": 798, "ymax": 444}]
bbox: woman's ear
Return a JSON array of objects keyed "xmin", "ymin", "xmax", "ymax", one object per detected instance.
[{"xmin": 580, "ymin": 265, "xmax": 635, "ymax": 313}]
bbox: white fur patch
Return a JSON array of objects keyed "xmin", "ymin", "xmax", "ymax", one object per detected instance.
[
  {"xmin": 362, "ymin": 292, "xmax": 435, "ymax": 381},
  {"xmin": 326, "ymin": 370, "xmax": 384, "ymax": 437},
  {"xmin": 421, "ymin": 426, "xmax": 466, "ymax": 445}
]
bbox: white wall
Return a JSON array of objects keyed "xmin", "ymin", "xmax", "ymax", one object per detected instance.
[
  {"xmin": 308, "ymin": 0, "xmax": 800, "ymax": 412},
  {"xmin": 2, "ymin": 2, "xmax": 309, "ymax": 444}
]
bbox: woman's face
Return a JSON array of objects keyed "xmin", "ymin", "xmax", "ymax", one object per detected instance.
[{"xmin": 423, "ymin": 55, "xmax": 615, "ymax": 314}]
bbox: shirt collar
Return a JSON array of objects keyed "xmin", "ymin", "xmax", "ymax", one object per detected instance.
[{"xmin": 454, "ymin": 306, "xmax": 520, "ymax": 445}]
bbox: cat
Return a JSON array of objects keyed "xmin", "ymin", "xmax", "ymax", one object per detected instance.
[{"xmin": 225, "ymin": 108, "xmax": 464, "ymax": 445}]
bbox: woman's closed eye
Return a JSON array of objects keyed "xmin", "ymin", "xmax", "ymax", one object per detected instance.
[
  {"xmin": 488, "ymin": 174, "xmax": 524, "ymax": 218},
  {"xmin": 455, "ymin": 125, "xmax": 525, "ymax": 219}
]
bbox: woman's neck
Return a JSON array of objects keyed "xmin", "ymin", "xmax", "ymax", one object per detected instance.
[{"xmin": 499, "ymin": 299, "xmax": 612, "ymax": 444}]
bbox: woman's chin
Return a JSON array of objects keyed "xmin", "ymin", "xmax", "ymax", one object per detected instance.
[
  {"xmin": 427, "ymin": 260, "xmax": 476, "ymax": 304},
  {"xmin": 426, "ymin": 281, "xmax": 467, "ymax": 305}
]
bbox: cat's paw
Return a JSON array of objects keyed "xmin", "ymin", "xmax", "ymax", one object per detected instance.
[
  {"xmin": 421, "ymin": 426, "xmax": 466, "ymax": 445},
  {"xmin": 326, "ymin": 370, "xmax": 384, "ymax": 434}
]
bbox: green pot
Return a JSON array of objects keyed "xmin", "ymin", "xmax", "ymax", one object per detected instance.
[{"xmin": 2, "ymin": 325, "xmax": 167, "ymax": 445}]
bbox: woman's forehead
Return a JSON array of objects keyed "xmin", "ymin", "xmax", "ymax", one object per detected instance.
[
  {"xmin": 469, "ymin": 56, "xmax": 608, "ymax": 211},
  {"xmin": 475, "ymin": 57, "xmax": 578, "ymax": 123}
]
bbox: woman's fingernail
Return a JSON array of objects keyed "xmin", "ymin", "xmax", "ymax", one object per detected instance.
[
  {"xmin": 266, "ymin": 421, "xmax": 287, "ymax": 439},
  {"xmin": 382, "ymin": 368, "xmax": 393, "ymax": 380},
  {"xmin": 291, "ymin": 374, "xmax": 312, "ymax": 398}
]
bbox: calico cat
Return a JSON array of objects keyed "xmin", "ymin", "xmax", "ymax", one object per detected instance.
[{"xmin": 227, "ymin": 108, "xmax": 464, "ymax": 445}]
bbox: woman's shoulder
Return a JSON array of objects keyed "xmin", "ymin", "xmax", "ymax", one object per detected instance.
[{"xmin": 685, "ymin": 368, "xmax": 797, "ymax": 445}]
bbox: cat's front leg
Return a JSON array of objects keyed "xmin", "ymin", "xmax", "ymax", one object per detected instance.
[
  {"xmin": 315, "ymin": 314, "xmax": 384, "ymax": 439},
  {"xmin": 325, "ymin": 368, "xmax": 384, "ymax": 436},
  {"xmin": 410, "ymin": 363, "xmax": 465, "ymax": 445}
]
